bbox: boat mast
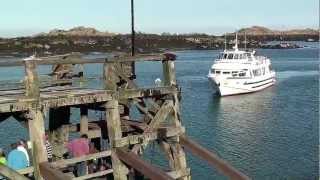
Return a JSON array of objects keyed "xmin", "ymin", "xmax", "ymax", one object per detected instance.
[
  {"xmin": 244, "ymin": 31, "xmax": 247, "ymax": 51},
  {"xmin": 234, "ymin": 32, "xmax": 238, "ymax": 50},
  {"xmin": 224, "ymin": 34, "xmax": 227, "ymax": 51}
]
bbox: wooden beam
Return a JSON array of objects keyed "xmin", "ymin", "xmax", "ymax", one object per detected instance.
[
  {"xmin": 116, "ymin": 149, "xmax": 174, "ymax": 180},
  {"xmin": 24, "ymin": 60, "xmax": 40, "ymax": 98},
  {"xmin": 80, "ymin": 107, "xmax": 89, "ymax": 135},
  {"xmin": 0, "ymin": 164, "xmax": 29, "ymax": 180},
  {"xmin": 28, "ymin": 112, "xmax": 48, "ymax": 180},
  {"xmin": 17, "ymin": 166, "xmax": 34, "ymax": 175},
  {"xmin": 72, "ymin": 169, "xmax": 113, "ymax": 180},
  {"xmin": 39, "ymin": 162, "xmax": 72, "ymax": 180},
  {"xmin": 162, "ymin": 58, "xmax": 189, "ymax": 180},
  {"xmin": 105, "ymin": 100, "xmax": 128, "ymax": 180},
  {"xmin": 51, "ymin": 150, "xmax": 111, "ymax": 168},
  {"xmin": 180, "ymin": 136, "xmax": 250, "ymax": 180},
  {"xmin": 131, "ymin": 100, "xmax": 173, "ymax": 153},
  {"xmin": 0, "ymin": 53, "xmax": 167, "ymax": 67}
]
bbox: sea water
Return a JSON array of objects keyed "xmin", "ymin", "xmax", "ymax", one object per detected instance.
[{"xmin": 0, "ymin": 42, "xmax": 318, "ymax": 179}]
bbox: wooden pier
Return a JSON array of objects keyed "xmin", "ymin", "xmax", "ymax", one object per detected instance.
[{"xmin": 0, "ymin": 53, "xmax": 250, "ymax": 180}]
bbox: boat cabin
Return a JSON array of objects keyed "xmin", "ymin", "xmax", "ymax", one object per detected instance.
[{"xmin": 217, "ymin": 51, "xmax": 253, "ymax": 60}]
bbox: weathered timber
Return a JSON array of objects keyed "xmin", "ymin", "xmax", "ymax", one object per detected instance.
[
  {"xmin": 24, "ymin": 59, "xmax": 48, "ymax": 180},
  {"xmin": 72, "ymin": 169, "xmax": 114, "ymax": 180},
  {"xmin": 80, "ymin": 106, "xmax": 89, "ymax": 135},
  {"xmin": 116, "ymin": 149, "xmax": 174, "ymax": 180},
  {"xmin": 51, "ymin": 150, "xmax": 111, "ymax": 168},
  {"xmin": 104, "ymin": 61, "xmax": 128, "ymax": 180},
  {"xmin": 131, "ymin": 100, "xmax": 173, "ymax": 153},
  {"xmin": 0, "ymin": 54, "xmax": 167, "ymax": 67},
  {"xmin": 161, "ymin": 59, "xmax": 189, "ymax": 180},
  {"xmin": 39, "ymin": 162, "xmax": 72, "ymax": 180},
  {"xmin": 17, "ymin": 166, "xmax": 35, "ymax": 175},
  {"xmin": 0, "ymin": 164, "xmax": 30, "ymax": 180},
  {"xmin": 180, "ymin": 136, "xmax": 250, "ymax": 180}
]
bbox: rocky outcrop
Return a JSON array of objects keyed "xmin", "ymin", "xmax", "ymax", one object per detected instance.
[
  {"xmin": 43, "ymin": 26, "xmax": 116, "ymax": 37},
  {"xmin": 237, "ymin": 26, "xmax": 318, "ymax": 35}
]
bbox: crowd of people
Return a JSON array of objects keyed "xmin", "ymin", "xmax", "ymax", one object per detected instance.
[{"xmin": 0, "ymin": 133, "xmax": 111, "ymax": 178}]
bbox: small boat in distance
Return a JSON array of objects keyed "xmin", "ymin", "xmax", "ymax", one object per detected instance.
[{"xmin": 207, "ymin": 33, "xmax": 276, "ymax": 96}]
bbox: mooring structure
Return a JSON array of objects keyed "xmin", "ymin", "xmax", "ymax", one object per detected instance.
[{"xmin": 0, "ymin": 53, "xmax": 250, "ymax": 180}]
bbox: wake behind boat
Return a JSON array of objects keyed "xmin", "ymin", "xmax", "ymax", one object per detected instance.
[{"xmin": 207, "ymin": 34, "xmax": 276, "ymax": 96}]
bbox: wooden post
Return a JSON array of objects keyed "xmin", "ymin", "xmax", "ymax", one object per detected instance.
[
  {"xmin": 24, "ymin": 59, "xmax": 48, "ymax": 180},
  {"xmin": 80, "ymin": 106, "xmax": 89, "ymax": 135},
  {"xmin": 162, "ymin": 59, "xmax": 190, "ymax": 180},
  {"xmin": 104, "ymin": 62, "xmax": 128, "ymax": 180}
]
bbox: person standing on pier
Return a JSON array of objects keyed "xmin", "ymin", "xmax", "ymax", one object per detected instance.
[
  {"xmin": 7, "ymin": 143, "xmax": 28, "ymax": 170},
  {"xmin": 67, "ymin": 134, "xmax": 89, "ymax": 177},
  {"xmin": 17, "ymin": 139, "xmax": 30, "ymax": 167}
]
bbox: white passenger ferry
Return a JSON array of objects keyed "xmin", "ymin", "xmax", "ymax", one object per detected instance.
[{"xmin": 207, "ymin": 34, "xmax": 276, "ymax": 96}]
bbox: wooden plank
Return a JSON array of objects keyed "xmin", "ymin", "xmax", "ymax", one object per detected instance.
[
  {"xmin": 51, "ymin": 150, "xmax": 112, "ymax": 168},
  {"xmin": 0, "ymin": 53, "xmax": 166, "ymax": 67},
  {"xmin": 0, "ymin": 164, "xmax": 29, "ymax": 180},
  {"xmin": 39, "ymin": 162, "xmax": 72, "ymax": 180},
  {"xmin": 119, "ymin": 86, "xmax": 177, "ymax": 99},
  {"xmin": 116, "ymin": 149, "xmax": 174, "ymax": 180},
  {"xmin": 72, "ymin": 169, "xmax": 113, "ymax": 180},
  {"xmin": 180, "ymin": 136, "xmax": 250, "ymax": 180},
  {"xmin": 17, "ymin": 166, "xmax": 34, "ymax": 175},
  {"xmin": 167, "ymin": 168, "xmax": 190, "ymax": 179}
]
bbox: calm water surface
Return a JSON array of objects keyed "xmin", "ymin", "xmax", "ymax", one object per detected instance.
[{"xmin": 0, "ymin": 44, "xmax": 318, "ymax": 179}]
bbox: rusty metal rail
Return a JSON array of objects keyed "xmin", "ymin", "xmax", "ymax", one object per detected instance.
[
  {"xmin": 116, "ymin": 149, "xmax": 174, "ymax": 180},
  {"xmin": 180, "ymin": 136, "xmax": 250, "ymax": 180}
]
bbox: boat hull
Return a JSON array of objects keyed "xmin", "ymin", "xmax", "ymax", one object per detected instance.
[{"xmin": 208, "ymin": 74, "xmax": 276, "ymax": 96}]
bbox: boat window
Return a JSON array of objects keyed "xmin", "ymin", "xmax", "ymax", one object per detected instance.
[
  {"xmin": 269, "ymin": 65, "xmax": 273, "ymax": 71},
  {"xmin": 243, "ymin": 54, "xmax": 247, "ymax": 59},
  {"xmin": 216, "ymin": 71, "xmax": 221, "ymax": 74},
  {"xmin": 253, "ymin": 69, "xmax": 261, "ymax": 76},
  {"xmin": 232, "ymin": 71, "xmax": 238, "ymax": 77},
  {"xmin": 223, "ymin": 71, "xmax": 230, "ymax": 74},
  {"xmin": 233, "ymin": 54, "xmax": 239, "ymax": 59},
  {"xmin": 246, "ymin": 53, "xmax": 252, "ymax": 60},
  {"xmin": 223, "ymin": 54, "xmax": 227, "ymax": 59},
  {"xmin": 227, "ymin": 54, "xmax": 233, "ymax": 59},
  {"xmin": 262, "ymin": 67, "xmax": 265, "ymax": 75},
  {"xmin": 239, "ymin": 72, "xmax": 246, "ymax": 77},
  {"xmin": 239, "ymin": 54, "xmax": 243, "ymax": 59},
  {"xmin": 211, "ymin": 69, "xmax": 215, "ymax": 74}
]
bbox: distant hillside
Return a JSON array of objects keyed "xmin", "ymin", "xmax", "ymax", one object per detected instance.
[
  {"xmin": 238, "ymin": 26, "xmax": 319, "ymax": 35},
  {"xmin": 37, "ymin": 26, "xmax": 116, "ymax": 37}
]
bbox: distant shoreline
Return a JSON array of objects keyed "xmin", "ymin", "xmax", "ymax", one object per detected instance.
[{"xmin": 0, "ymin": 26, "xmax": 318, "ymax": 56}]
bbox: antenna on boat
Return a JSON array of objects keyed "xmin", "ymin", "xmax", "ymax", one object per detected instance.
[
  {"xmin": 244, "ymin": 31, "xmax": 247, "ymax": 51},
  {"xmin": 224, "ymin": 33, "xmax": 227, "ymax": 51}
]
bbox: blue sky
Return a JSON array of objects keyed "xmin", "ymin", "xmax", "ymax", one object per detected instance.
[{"xmin": 0, "ymin": 0, "xmax": 318, "ymax": 37}]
